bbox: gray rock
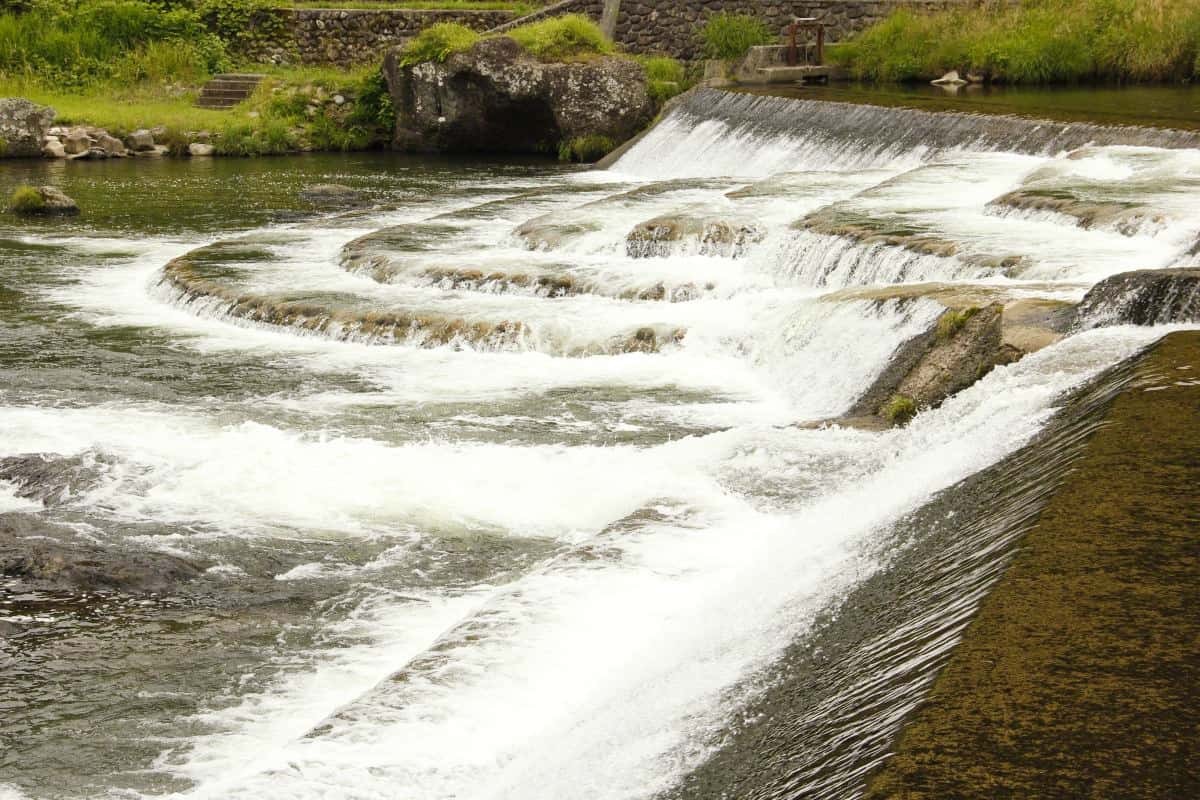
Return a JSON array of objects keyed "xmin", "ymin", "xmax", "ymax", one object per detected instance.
[
  {"xmin": 63, "ymin": 128, "xmax": 90, "ymax": 155},
  {"xmin": 11, "ymin": 186, "xmax": 79, "ymax": 216},
  {"xmin": 0, "ymin": 512, "xmax": 203, "ymax": 594},
  {"xmin": 1075, "ymin": 268, "xmax": 1200, "ymax": 328},
  {"xmin": 0, "ymin": 98, "xmax": 55, "ymax": 158},
  {"xmin": 42, "ymin": 137, "xmax": 66, "ymax": 159},
  {"xmin": 383, "ymin": 37, "xmax": 654, "ymax": 154},
  {"xmin": 188, "ymin": 142, "xmax": 215, "ymax": 157},
  {"xmin": 126, "ymin": 128, "xmax": 155, "ymax": 151},
  {"xmin": 96, "ymin": 132, "xmax": 126, "ymax": 157},
  {"xmin": 844, "ymin": 303, "xmax": 1021, "ymax": 427}
]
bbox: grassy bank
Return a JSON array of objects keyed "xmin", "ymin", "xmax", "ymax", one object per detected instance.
[{"xmin": 834, "ymin": 0, "xmax": 1200, "ymax": 84}]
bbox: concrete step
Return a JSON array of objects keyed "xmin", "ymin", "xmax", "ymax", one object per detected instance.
[
  {"xmin": 756, "ymin": 65, "xmax": 835, "ymax": 84},
  {"xmin": 196, "ymin": 74, "xmax": 265, "ymax": 110}
]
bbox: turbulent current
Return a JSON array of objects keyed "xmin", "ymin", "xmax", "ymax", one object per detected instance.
[{"xmin": 1, "ymin": 90, "xmax": 1197, "ymax": 799}]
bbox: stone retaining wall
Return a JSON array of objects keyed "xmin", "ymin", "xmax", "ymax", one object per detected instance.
[
  {"xmin": 491, "ymin": 0, "xmax": 976, "ymax": 59},
  {"xmin": 612, "ymin": 0, "xmax": 973, "ymax": 59},
  {"xmin": 235, "ymin": 9, "xmax": 514, "ymax": 66}
]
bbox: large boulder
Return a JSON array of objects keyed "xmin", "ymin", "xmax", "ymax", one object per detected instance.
[
  {"xmin": 1075, "ymin": 268, "xmax": 1200, "ymax": 327},
  {"xmin": 383, "ymin": 37, "xmax": 654, "ymax": 154},
  {"xmin": 0, "ymin": 98, "xmax": 55, "ymax": 158}
]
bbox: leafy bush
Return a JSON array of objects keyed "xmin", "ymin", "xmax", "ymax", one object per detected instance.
[
  {"xmin": 399, "ymin": 22, "xmax": 480, "ymax": 66},
  {"xmin": 195, "ymin": 0, "xmax": 287, "ymax": 58},
  {"xmin": 883, "ymin": 394, "xmax": 917, "ymax": 426},
  {"xmin": 508, "ymin": 14, "xmax": 614, "ymax": 61},
  {"xmin": 557, "ymin": 134, "xmax": 615, "ymax": 163},
  {"xmin": 834, "ymin": 0, "xmax": 1200, "ymax": 84},
  {"xmin": 350, "ymin": 69, "xmax": 396, "ymax": 133},
  {"xmin": 10, "ymin": 185, "xmax": 44, "ymax": 214},
  {"xmin": 700, "ymin": 12, "xmax": 774, "ymax": 61}
]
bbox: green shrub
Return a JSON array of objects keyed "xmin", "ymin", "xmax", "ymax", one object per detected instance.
[
  {"xmin": 350, "ymin": 69, "xmax": 395, "ymax": 132},
  {"xmin": 835, "ymin": 0, "xmax": 1200, "ymax": 84},
  {"xmin": 508, "ymin": 14, "xmax": 614, "ymax": 61},
  {"xmin": 557, "ymin": 134, "xmax": 615, "ymax": 163},
  {"xmin": 936, "ymin": 306, "xmax": 979, "ymax": 341},
  {"xmin": 399, "ymin": 22, "xmax": 480, "ymax": 66},
  {"xmin": 10, "ymin": 185, "xmax": 44, "ymax": 214},
  {"xmin": 883, "ymin": 394, "xmax": 917, "ymax": 426},
  {"xmin": 195, "ymin": 0, "xmax": 286, "ymax": 56},
  {"xmin": 638, "ymin": 54, "xmax": 690, "ymax": 104},
  {"xmin": 700, "ymin": 12, "xmax": 774, "ymax": 61}
]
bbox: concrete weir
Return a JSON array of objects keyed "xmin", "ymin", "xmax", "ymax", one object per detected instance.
[
  {"xmin": 672, "ymin": 332, "xmax": 1200, "ymax": 800},
  {"xmin": 865, "ymin": 330, "xmax": 1200, "ymax": 800}
]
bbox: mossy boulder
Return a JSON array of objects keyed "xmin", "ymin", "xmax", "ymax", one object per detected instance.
[
  {"xmin": 383, "ymin": 37, "xmax": 654, "ymax": 155},
  {"xmin": 0, "ymin": 98, "xmax": 54, "ymax": 158}
]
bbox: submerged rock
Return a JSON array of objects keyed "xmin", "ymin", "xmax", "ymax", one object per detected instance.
[
  {"xmin": 989, "ymin": 189, "xmax": 1163, "ymax": 236},
  {"xmin": 626, "ymin": 215, "xmax": 765, "ymax": 259},
  {"xmin": 383, "ymin": 37, "xmax": 653, "ymax": 154},
  {"xmin": 1074, "ymin": 268, "xmax": 1200, "ymax": 328},
  {"xmin": 0, "ymin": 513, "xmax": 204, "ymax": 594},
  {"xmin": 0, "ymin": 98, "xmax": 55, "ymax": 158},
  {"xmin": 300, "ymin": 183, "xmax": 367, "ymax": 209}
]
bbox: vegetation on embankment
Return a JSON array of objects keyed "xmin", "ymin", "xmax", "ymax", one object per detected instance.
[
  {"xmin": 0, "ymin": 0, "xmax": 396, "ymax": 155},
  {"xmin": 834, "ymin": 0, "xmax": 1200, "ymax": 84},
  {"xmin": 866, "ymin": 330, "xmax": 1200, "ymax": 799}
]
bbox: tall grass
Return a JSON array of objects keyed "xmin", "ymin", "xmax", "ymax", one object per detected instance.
[
  {"xmin": 835, "ymin": 0, "xmax": 1200, "ymax": 84},
  {"xmin": 507, "ymin": 13, "xmax": 614, "ymax": 61},
  {"xmin": 399, "ymin": 13, "xmax": 614, "ymax": 65},
  {"xmin": 398, "ymin": 22, "xmax": 480, "ymax": 66},
  {"xmin": 699, "ymin": 12, "xmax": 774, "ymax": 60},
  {"xmin": 0, "ymin": 0, "xmax": 226, "ymax": 88}
]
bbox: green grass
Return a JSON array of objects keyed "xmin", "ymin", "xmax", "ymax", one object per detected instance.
[
  {"xmin": 0, "ymin": 60, "xmax": 393, "ymax": 156},
  {"xmin": 699, "ymin": 12, "xmax": 774, "ymax": 61},
  {"xmin": 883, "ymin": 394, "xmax": 918, "ymax": 426},
  {"xmin": 399, "ymin": 13, "xmax": 615, "ymax": 66},
  {"xmin": 9, "ymin": 185, "xmax": 44, "ymax": 215},
  {"xmin": 507, "ymin": 13, "xmax": 614, "ymax": 61},
  {"xmin": 557, "ymin": 134, "xmax": 615, "ymax": 163},
  {"xmin": 936, "ymin": 307, "xmax": 980, "ymax": 341},
  {"xmin": 835, "ymin": 0, "xmax": 1200, "ymax": 84},
  {"xmin": 398, "ymin": 21, "xmax": 481, "ymax": 66},
  {"xmin": 638, "ymin": 54, "xmax": 692, "ymax": 104}
]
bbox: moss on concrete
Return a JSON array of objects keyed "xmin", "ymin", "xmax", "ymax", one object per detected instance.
[{"xmin": 866, "ymin": 330, "xmax": 1200, "ymax": 800}]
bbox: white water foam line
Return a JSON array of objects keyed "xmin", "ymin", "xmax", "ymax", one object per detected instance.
[{"xmin": 148, "ymin": 326, "xmax": 1165, "ymax": 800}]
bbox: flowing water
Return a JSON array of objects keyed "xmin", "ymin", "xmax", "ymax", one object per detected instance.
[{"xmin": 1, "ymin": 90, "xmax": 1197, "ymax": 799}]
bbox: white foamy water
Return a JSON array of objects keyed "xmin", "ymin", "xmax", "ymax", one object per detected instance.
[{"xmin": 2, "ymin": 92, "xmax": 1197, "ymax": 800}]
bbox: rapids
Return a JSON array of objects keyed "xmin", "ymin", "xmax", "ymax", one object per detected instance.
[{"xmin": 1, "ymin": 92, "xmax": 1197, "ymax": 799}]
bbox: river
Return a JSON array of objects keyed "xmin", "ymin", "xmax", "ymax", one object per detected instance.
[{"xmin": 1, "ymin": 89, "xmax": 1195, "ymax": 799}]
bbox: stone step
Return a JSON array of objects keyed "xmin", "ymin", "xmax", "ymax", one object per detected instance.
[{"xmin": 196, "ymin": 74, "xmax": 265, "ymax": 110}]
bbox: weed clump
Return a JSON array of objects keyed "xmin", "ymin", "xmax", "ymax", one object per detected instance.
[
  {"xmin": 399, "ymin": 22, "xmax": 481, "ymax": 66},
  {"xmin": 700, "ymin": 12, "xmax": 774, "ymax": 61},
  {"xmin": 558, "ymin": 134, "xmax": 616, "ymax": 163},
  {"xmin": 9, "ymin": 185, "xmax": 44, "ymax": 215},
  {"xmin": 883, "ymin": 394, "xmax": 918, "ymax": 426},
  {"xmin": 638, "ymin": 54, "xmax": 690, "ymax": 104},
  {"xmin": 508, "ymin": 14, "xmax": 614, "ymax": 61},
  {"xmin": 936, "ymin": 306, "xmax": 980, "ymax": 341}
]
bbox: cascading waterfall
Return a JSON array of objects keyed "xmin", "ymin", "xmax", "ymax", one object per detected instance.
[{"xmin": 1, "ymin": 92, "xmax": 1198, "ymax": 800}]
